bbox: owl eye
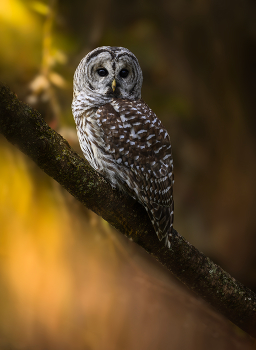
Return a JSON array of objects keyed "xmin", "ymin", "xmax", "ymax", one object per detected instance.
[
  {"xmin": 119, "ymin": 69, "xmax": 129, "ymax": 78},
  {"xmin": 97, "ymin": 68, "xmax": 108, "ymax": 77}
]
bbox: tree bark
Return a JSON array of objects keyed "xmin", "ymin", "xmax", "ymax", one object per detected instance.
[{"xmin": 0, "ymin": 83, "xmax": 256, "ymax": 338}]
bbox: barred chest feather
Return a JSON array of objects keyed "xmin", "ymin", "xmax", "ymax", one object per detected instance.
[
  {"xmin": 75, "ymin": 98, "xmax": 173, "ymax": 197},
  {"xmin": 73, "ymin": 97, "xmax": 174, "ymax": 246}
]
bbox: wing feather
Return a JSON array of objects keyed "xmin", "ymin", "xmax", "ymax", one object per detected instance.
[{"xmin": 95, "ymin": 98, "xmax": 174, "ymax": 240}]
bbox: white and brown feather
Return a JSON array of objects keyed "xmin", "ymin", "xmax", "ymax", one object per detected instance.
[{"xmin": 72, "ymin": 46, "xmax": 174, "ymax": 248}]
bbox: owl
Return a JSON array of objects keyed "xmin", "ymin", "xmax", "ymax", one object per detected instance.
[{"xmin": 72, "ymin": 46, "xmax": 174, "ymax": 248}]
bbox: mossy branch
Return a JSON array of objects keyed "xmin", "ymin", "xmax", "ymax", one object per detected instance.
[{"xmin": 0, "ymin": 83, "xmax": 256, "ymax": 338}]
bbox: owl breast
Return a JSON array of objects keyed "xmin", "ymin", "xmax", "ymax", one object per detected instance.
[{"xmin": 75, "ymin": 98, "xmax": 174, "ymax": 244}]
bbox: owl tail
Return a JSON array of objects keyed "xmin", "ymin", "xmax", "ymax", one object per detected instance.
[{"xmin": 145, "ymin": 202, "xmax": 173, "ymax": 248}]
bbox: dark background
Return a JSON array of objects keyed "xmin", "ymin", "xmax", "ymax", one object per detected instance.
[{"xmin": 0, "ymin": 0, "xmax": 256, "ymax": 348}]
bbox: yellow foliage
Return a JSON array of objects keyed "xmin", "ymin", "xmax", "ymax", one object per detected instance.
[
  {"xmin": 0, "ymin": 142, "xmax": 73, "ymax": 333},
  {"xmin": 0, "ymin": 0, "xmax": 42, "ymax": 72},
  {"xmin": 49, "ymin": 71, "xmax": 67, "ymax": 88},
  {"xmin": 0, "ymin": 0, "xmax": 38, "ymax": 33},
  {"xmin": 29, "ymin": 1, "xmax": 49, "ymax": 15}
]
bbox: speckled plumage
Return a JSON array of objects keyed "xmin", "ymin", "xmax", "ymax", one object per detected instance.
[{"xmin": 72, "ymin": 46, "xmax": 174, "ymax": 247}]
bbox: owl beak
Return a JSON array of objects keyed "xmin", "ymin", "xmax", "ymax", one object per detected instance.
[{"xmin": 111, "ymin": 79, "xmax": 116, "ymax": 92}]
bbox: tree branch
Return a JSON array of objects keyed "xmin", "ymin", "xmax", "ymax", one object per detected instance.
[{"xmin": 1, "ymin": 83, "xmax": 256, "ymax": 337}]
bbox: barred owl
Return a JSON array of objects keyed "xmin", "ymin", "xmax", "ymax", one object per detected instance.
[{"xmin": 72, "ymin": 46, "xmax": 174, "ymax": 248}]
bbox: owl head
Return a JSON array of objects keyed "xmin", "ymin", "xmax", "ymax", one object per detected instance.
[{"xmin": 73, "ymin": 46, "xmax": 143, "ymax": 101}]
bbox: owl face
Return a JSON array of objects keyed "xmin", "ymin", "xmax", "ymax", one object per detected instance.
[{"xmin": 73, "ymin": 46, "xmax": 143, "ymax": 100}]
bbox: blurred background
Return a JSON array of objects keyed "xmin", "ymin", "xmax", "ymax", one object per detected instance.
[{"xmin": 0, "ymin": 0, "xmax": 256, "ymax": 348}]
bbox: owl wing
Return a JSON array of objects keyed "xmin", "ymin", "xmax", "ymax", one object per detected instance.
[{"xmin": 95, "ymin": 98, "xmax": 174, "ymax": 242}]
